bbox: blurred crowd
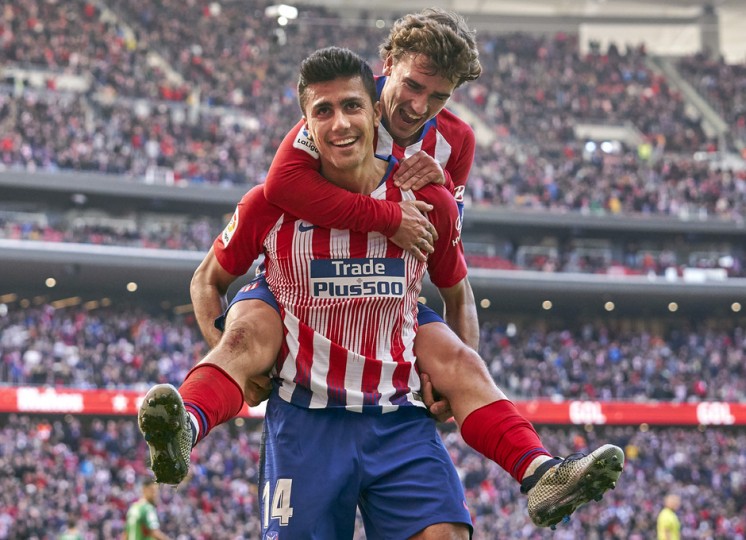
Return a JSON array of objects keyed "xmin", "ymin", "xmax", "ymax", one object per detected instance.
[
  {"xmin": 2, "ymin": 3, "xmax": 745, "ymax": 538},
  {"xmin": 0, "ymin": 414, "xmax": 743, "ymax": 539},
  {"xmin": 1, "ymin": 1, "xmax": 746, "ymax": 217},
  {"xmin": 2, "ymin": 303, "xmax": 745, "ymax": 402},
  {"xmin": 677, "ymin": 52, "xmax": 746, "ymax": 144},
  {"xmin": 480, "ymin": 319, "xmax": 746, "ymax": 402}
]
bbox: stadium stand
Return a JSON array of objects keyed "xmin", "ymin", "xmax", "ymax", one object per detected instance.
[{"xmin": 0, "ymin": 414, "xmax": 744, "ymax": 539}]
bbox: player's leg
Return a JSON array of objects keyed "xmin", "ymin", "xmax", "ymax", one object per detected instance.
[
  {"xmin": 261, "ymin": 394, "xmax": 359, "ymax": 539},
  {"xmin": 413, "ymin": 305, "xmax": 624, "ymax": 529},
  {"xmin": 408, "ymin": 523, "xmax": 469, "ymax": 540},
  {"xmin": 138, "ymin": 275, "xmax": 283, "ymax": 484},
  {"xmin": 358, "ymin": 407, "xmax": 472, "ymax": 540}
]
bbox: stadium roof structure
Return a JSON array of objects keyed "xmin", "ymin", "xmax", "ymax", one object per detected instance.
[
  {"xmin": 296, "ymin": 0, "xmax": 746, "ymax": 61},
  {"xmin": 300, "ymin": 0, "xmax": 738, "ymax": 18}
]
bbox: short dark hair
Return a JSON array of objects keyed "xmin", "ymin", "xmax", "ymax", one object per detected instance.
[
  {"xmin": 297, "ymin": 47, "xmax": 377, "ymax": 114},
  {"xmin": 142, "ymin": 477, "xmax": 157, "ymax": 488}
]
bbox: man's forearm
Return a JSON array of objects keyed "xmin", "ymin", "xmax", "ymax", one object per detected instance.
[
  {"xmin": 190, "ymin": 277, "xmax": 229, "ymax": 349},
  {"xmin": 441, "ymin": 277, "xmax": 480, "ymax": 350}
]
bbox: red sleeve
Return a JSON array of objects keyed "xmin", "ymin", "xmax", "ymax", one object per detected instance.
[
  {"xmin": 442, "ymin": 169, "xmax": 455, "ymax": 195},
  {"xmin": 213, "ymin": 185, "xmax": 281, "ymax": 277},
  {"xmin": 444, "ymin": 123, "xmax": 476, "ymax": 191},
  {"xmin": 418, "ymin": 185, "xmax": 468, "ymax": 288},
  {"xmin": 263, "ymin": 121, "xmax": 403, "ymax": 236}
]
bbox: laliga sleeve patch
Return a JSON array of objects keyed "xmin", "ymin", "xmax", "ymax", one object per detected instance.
[
  {"xmin": 292, "ymin": 125, "xmax": 319, "ymax": 159},
  {"xmin": 221, "ymin": 207, "xmax": 239, "ymax": 247},
  {"xmin": 453, "ymin": 185, "xmax": 466, "ymax": 203}
]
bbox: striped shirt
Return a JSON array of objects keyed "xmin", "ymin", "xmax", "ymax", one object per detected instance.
[{"xmin": 214, "ymin": 158, "xmax": 467, "ymax": 412}]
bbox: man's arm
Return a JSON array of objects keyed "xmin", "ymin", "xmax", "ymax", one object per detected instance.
[
  {"xmin": 437, "ymin": 277, "xmax": 479, "ymax": 350},
  {"xmin": 147, "ymin": 529, "xmax": 168, "ymax": 540},
  {"xmin": 263, "ymin": 122, "xmax": 438, "ymax": 255},
  {"xmin": 191, "ymin": 186, "xmax": 273, "ymax": 348},
  {"xmin": 190, "ymin": 246, "xmax": 241, "ymax": 349},
  {"xmin": 263, "ymin": 122, "xmax": 402, "ymax": 236}
]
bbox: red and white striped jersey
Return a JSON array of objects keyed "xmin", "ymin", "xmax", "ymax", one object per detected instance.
[
  {"xmin": 214, "ymin": 159, "xmax": 467, "ymax": 412},
  {"xmin": 262, "ymin": 75, "xmax": 475, "ymax": 236}
]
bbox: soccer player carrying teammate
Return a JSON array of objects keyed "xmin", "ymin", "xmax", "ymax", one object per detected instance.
[
  {"xmin": 157, "ymin": 46, "xmax": 473, "ymax": 539},
  {"xmin": 139, "ymin": 10, "xmax": 624, "ymax": 531}
]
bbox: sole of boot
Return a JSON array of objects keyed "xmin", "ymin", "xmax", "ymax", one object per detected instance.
[
  {"xmin": 138, "ymin": 384, "xmax": 189, "ymax": 485},
  {"xmin": 534, "ymin": 444, "xmax": 624, "ymax": 528}
]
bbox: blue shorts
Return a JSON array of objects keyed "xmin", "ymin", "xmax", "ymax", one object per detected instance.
[
  {"xmin": 260, "ymin": 392, "xmax": 472, "ymax": 539},
  {"xmin": 216, "ymin": 275, "xmax": 444, "ymax": 331}
]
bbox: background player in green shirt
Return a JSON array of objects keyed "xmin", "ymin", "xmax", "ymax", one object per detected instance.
[
  {"xmin": 58, "ymin": 516, "xmax": 83, "ymax": 540},
  {"xmin": 124, "ymin": 479, "xmax": 168, "ymax": 540}
]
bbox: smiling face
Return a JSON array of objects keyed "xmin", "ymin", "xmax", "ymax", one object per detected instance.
[
  {"xmin": 302, "ymin": 75, "xmax": 382, "ymax": 189},
  {"xmin": 379, "ymin": 53, "xmax": 458, "ymax": 147}
]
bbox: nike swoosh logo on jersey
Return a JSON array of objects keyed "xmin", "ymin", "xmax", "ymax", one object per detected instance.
[{"xmin": 298, "ymin": 223, "xmax": 318, "ymax": 232}]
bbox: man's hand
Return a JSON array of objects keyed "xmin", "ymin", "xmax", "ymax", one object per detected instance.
[
  {"xmin": 420, "ymin": 372, "xmax": 453, "ymax": 422},
  {"xmin": 394, "ymin": 151, "xmax": 446, "ymax": 191},
  {"xmin": 244, "ymin": 375, "xmax": 272, "ymax": 407},
  {"xmin": 389, "ymin": 200, "xmax": 439, "ymax": 262}
]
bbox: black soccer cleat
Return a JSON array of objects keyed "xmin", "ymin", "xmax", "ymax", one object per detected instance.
[{"xmin": 138, "ymin": 384, "xmax": 193, "ymax": 485}]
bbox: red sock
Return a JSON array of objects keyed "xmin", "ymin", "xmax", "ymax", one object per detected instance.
[
  {"xmin": 179, "ymin": 363, "xmax": 244, "ymax": 445},
  {"xmin": 460, "ymin": 400, "xmax": 551, "ymax": 484}
]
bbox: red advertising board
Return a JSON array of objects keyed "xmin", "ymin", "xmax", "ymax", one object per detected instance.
[{"xmin": 0, "ymin": 387, "xmax": 744, "ymax": 425}]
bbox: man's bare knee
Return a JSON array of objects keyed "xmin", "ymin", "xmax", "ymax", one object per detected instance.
[
  {"xmin": 224, "ymin": 301, "xmax": 282, "ymax": 349},
  {"xmin": 216, "ymin": 300, "xmax": 283, "ymax": 375}
]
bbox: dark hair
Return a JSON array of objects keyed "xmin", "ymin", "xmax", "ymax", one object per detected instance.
[
  {"xmin": 379, "ymin": 8, "xmax": 481, "ymax": 87},
  {"xmin": 297, "ymin": 47, "xmax": 377, "ymax": 114},
  {"xmin": 142, "ymin": 477, "xmax": 157, "ymax": 487}
]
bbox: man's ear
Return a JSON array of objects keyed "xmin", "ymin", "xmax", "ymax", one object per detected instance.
[
  {"xmin": 373, "ymin": 101, "xmax": 382, "ymax": 128},
  {"xmin": 303, "ymin": 118, "xmax": 313, "ymax": 141},
  {"xmin": 382, "ymin": 53, "xmax": 394, "ymax": 76}
]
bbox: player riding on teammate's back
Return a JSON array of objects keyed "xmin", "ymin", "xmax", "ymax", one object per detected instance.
[{"xmin": 139, "ymin": 9, "xmax": 624, "ymax": 534}]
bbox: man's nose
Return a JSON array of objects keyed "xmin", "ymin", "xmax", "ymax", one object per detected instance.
[
  {"xmin": 332, "ymin": 110, "xmax": 351, "ymax": 130},
  {"xmin": 410, "ymin": 94, "xmax": 428, "ymax": 116}
]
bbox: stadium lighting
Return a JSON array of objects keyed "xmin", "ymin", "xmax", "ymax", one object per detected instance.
[
  {"xmin": 542, "ymin": 300, "xmax": 553, "ymax": 310},
  {"xmin": 45, "ymin": 277, "xmax": 56, "ymax": 288},
  {"xmin": 265, "ymin": 4, "xmax": 298, "ymax": 20},
  {"xmin": 604, "ymin": 301, "xmax": 615, "ymax": 312},
  {"xmin": 732, "ymin": 302, "xmax": 742, "ymax": 313},
  {"xmin": 126, "ymin": 282, "xmax": 139, "ymax": 292}
]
